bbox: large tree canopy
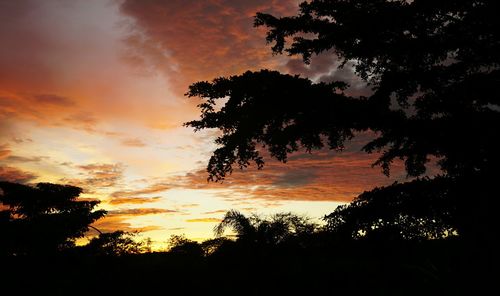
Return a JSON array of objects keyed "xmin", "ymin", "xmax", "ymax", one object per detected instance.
[
  {"xmin": 0, "ymin": 181, "xmax": 106, "ymax": 255},
  {"xmin": 187, "ymin": 0, "xmax": 499, "ymax": 181},
  {"xmin": 186, "ymin": 0, "xmax": 497, "ymax": 239}
]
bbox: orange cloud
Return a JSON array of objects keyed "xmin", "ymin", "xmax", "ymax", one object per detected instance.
[
  {"xmin": 4, "ymin": 155, "xmax": 46, "ymax": 163},
  {"xmin": 177, "ymin": 203, "xmax": 199, "ymax": 208},
  {"xmin": 0, "ymin": 93, "xmax": 82, "ymax": 126},
  {"xmin": 0, "ymin": 1, "xmax": 189, "ymax": 133},
  {"xmin": 202, "ymin": 210, "xmax": 228, "ymax": 215},
  {"xmin": 30, "ymin": 94, "xmax": 75, "ymax": 107},
  {"xmin": 91, "ymin": 215, "xmax": 163, "ymax": 234},
  {"xmin": 111, "ymin": 182, "xmax": 171, "ymax": 198},
  {"xmin": 0, "ymin": 144, "xmax": 11, "ymax": 160},
  {"xmin": 61, "ymin": 163, "xmax": 124, "ymax": 190},
  {"xmin": 186, "ymin": 218, "xmax": 222, "ymax": 223},
  {"xmin": 120, "ymin": 0, "xmax": 298, "ymax": 95},
  {"xmin": 0, "ymin": 166, "xmax": 38, "ymax": 183},
  {"xmin": 108, "ymin": 196, "xmax": 162, "ymax": 205},
  {"xmin": 121, "ymin": 138, "xmax": 146, "ymax": 147},
  {"xmin": 108, "ymin": 208, "xmax": 177, "ymax": 216},
  {"xmin": 175, "ymin": 133, "xmax": 408, "ymax": 203}
]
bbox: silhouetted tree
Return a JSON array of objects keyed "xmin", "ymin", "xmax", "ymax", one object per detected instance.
[
  {"xmin": 200, "ymin": 237, "xmax": 231, "ymax": 256},
  {"xmin": 0, "ymin": 181, "xmax": 106, "ymax": 255},
  {"xmin": 186, "ymin": 0, "xmax": 498, "ymax": 240},
  {"xmin": 83, "ymin": 231, "xmax": 146, "ymax": 256},
  {"xmin": 167, "ymin": 234, "xmax": 203, "ymax": 256},
  {"xmin": 324, "ymin": 177, "xmax": 458, "ymax": 240},
  {"xmin": 215, "ymin": 210, "xmax": 317, "ymax": 246}
]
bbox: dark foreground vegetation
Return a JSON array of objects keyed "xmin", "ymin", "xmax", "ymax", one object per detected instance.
[
  {"xmin": 1, "ymin": 0, "xmax": 497, "ymax": 294},
  {"xmin": 0, "ymin": 181, "xmax": 493, "ymax": 295},
  {"xmin": 1, "ymin": 238, "xmax": 492, "ymax": 295}
]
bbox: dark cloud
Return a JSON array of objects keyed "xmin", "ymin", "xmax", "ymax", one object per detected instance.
[
  {"xmin": 284, "ymin": 52, "xmax": 338, "ymax": 78},
  {"xmin": 0, "ymin": 166, "xmax": 38, "ymax": 183},
  {"xmin": 273, "ymin": 169, "xmax": 317, "ymax": 188},
  {"xmin": 4, "ymin": 155, "xmax": 46, "ymax": 163},
  {"xmin": 284, "ymin": 52, "xmax": 371, "ymax": 97}
]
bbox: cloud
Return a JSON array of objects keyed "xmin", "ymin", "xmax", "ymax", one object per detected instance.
[
  {"xmin": 202, "ymin": 210, "xmax": 228, "ymax": 215},
  {"xmin": 177, "ymin": 203, "xmax": 199, "ymax": 208},
  {"xmin": 91, "ymin": 215, "xmax": 163, "ymax": 233},
  {"xmin": 4, "ymin": 155, "xmax": 46, "ymax": 163},
  {"xmin": 61, "ymin": 163, "xmax": 124, "ymax": 190},
  {"xmin": 11, "ymin": 137, "xmax": 33, "ymax": 144},
  {"xmin": 108, "ymin": 196, "xmax": 162, "ymax": 205},
  {"xmin": 120, "ymin": 0, "xmax": 298, "ymax": 95},
  {"xmin": 272, "ymin": 169, "xmax": 317, "ymax": 188},
  {"xmin": 0, "ymin": 166, "xmax": 38, "ymax": 183},
  {"xmin": 0, "ymin": 144, "xmax": 11, "ymax": 160},
  {"xmin": 111, "ymin": 182, "xmax": 171, "ymax": 198},
  {"xmin": 284, "ymin": 52, "xmax": 338, "ymax": 79},
  {"xmin": 31, "ymin": 94, "xmax": 75, "ymax": 107},
  {"xmin": 0, "ymin": 93, "xmax": 81, "ymax": 126},
  {"xmin": 63, "ymin": 112, "xmax": 99, "ymax": 127},
  {"xmin": 108, "ymin": 208, "xmax": 177, "ymax": 216},
  {"xmin": 186, "ymin": 218, "xmax": 222, "ymax": 223},
  {"xmin": 284, "ymin": 52, "xmax": 371, "ymax": 97},
  {"xmin": 0, "ymin": 0, "xmax": 188, "ymax": 132},
  {"xmin": 121, "ymin": 138, "xmax": 146, "ymax": 147},
  {"xmin": 175, "ymin": 133, "xmax": 407, "ymax": 202}
]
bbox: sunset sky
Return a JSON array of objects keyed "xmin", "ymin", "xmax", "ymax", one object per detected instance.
[{"xmin": 0, "ymin": 0, "xmax": 410, "ymax": 248}]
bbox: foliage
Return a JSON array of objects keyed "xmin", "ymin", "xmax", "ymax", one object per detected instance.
[
  {"xmin": 83, "ymin": 231, "xmax": 147, "ymax": 256},
  {"xmin": 324, "ymin": 176, "xmax": 458, "ymax": 240},
  {"xmin": 200, "ymin": 237, "xmax": 231, "ymax": 256},
  {"xmin": 187, "ymin": 0, "xmax": 499, "ymax": 180},
  {"xmin": 0, "ymin": 181, "xmax": 106, "ymax": 255},
  {"xmin": 167, "ymin": 234, "xmax": 203, "ymax": 256},
  {"xmin": 214, "ymin": 210, "xmax": 317, "ymax": 246},
  {"xmin": 254, "ymin": 0, "xmax": 499, "ymax": 178},
  {"xmin": 186, "ymin": 0, "xmax": 498, "ymax": 240}
]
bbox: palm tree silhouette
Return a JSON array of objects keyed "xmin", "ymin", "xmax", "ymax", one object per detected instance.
[{"xmin": 214, "ymin": 210, "xmax": 316, "ymax": 246}]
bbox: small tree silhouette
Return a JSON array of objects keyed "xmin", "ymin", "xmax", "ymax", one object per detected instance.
[{"xmin": 0, "ymin": 181, "xmax": 106, "ymax": 255}]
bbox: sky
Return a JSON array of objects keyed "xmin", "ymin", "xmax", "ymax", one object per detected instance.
[{"xmin": 0, "ymin": 0, "xmax": 410, "ymax": 249}]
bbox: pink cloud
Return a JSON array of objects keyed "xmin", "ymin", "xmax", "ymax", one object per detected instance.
[{"xmin": 120, "ymin": 0, "xmax": 299, "ymax": 95}]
